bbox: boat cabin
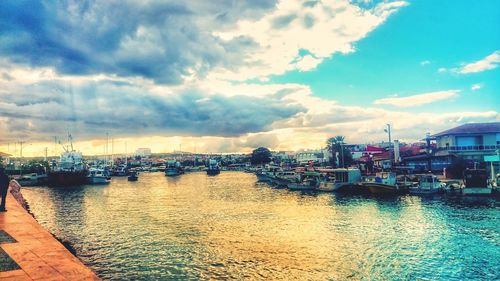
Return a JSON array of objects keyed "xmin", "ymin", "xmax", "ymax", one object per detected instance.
[
  {"xmin": 333, "ymin": 168, "xmax": 361, "ymax": 184},
  {"xmin": 365, "ymin": 172, "xmax": 397, "ymax": 186},
  {"xmin": 416, "ymin": 175, "xmax": 440, "ymax": 190},
  {"xmin": 463, "ymin": 169, "xmax": 488, "ymax": 188}
]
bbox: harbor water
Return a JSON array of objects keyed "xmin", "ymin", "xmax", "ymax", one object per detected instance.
[{"xmin": 22, "ymin": 172, "xmax": 499, "ymax": 280}]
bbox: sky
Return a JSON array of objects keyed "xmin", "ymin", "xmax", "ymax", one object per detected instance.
[{"xmin": 0, "ymin": 0, "xmax": 499, "ymax": 157}]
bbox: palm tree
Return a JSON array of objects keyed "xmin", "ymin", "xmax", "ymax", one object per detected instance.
[{"xmin": 326, "ymin": 135, "xmax": 345, "ymax": 168}]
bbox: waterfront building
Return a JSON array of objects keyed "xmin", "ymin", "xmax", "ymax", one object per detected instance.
[
  {"xmin": 295, "ymin": 149, "xmax": 330, "ymax": 165},
  {"xmin": 135, "ymin": 148, "xmax": 152, "ymax": 157},
  {"xmin": 403, "ymin": 122, "xmax": 500, "ymax": 173},
  {"xmin": 430, "ymin": 122, "xmax": 500, "ymax": 162}
]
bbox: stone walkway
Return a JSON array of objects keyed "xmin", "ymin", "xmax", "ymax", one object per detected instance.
[{"xmin": 0, "ymin": 188, "xmax": 100, "ymax": 280}]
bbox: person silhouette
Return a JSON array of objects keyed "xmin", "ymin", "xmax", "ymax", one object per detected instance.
[{"xmin": 0, "ymin": 167, "xmax": 10, "ymax": 212}]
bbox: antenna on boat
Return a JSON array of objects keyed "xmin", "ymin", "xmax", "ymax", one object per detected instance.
[
  {"xmin": 59, "ymin": 140, "xmax": 68, "ymax": 152},
  {"xmin": 68, "ymin": 133, "xmax": 74, "ymax": 151}
]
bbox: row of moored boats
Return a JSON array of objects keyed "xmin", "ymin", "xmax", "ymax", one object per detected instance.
[{"xmin": 254, "ymin": 166, "xmax": 498, "ymax": 196}]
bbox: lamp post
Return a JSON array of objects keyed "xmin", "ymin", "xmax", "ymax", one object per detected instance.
[
  {"xmin": 384, "ymin": 124, "xmax": 392, "ymax": 148},
  {"xmin": 340, "ymin": 142, "xmax": 344, "ymax": 168}
]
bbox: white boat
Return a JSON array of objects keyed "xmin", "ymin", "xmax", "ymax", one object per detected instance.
[
  {"xmin": 16, "ymin": 173, "xmax": 48, "ymax": 186},
  {"xmin": 87, "ymin": 168, "xmax": 110, "ymax": 184},
  {"xmin": 255, "ymin": 165, "xmax": 280, "ymax": 182},
  {"xmin": 206, "ymin": 159, "xmax": 220, "ymax": 176},
  {"xmin": 272, "ymin": 170, "xmax": 299, "ymax": 187},
  {"xmin": 361, "ymin": 172, "xmax": 410, "ymax": 195},
  {"xmin": 48, "ymin": 148, "xmax": 88, "ymax": 187},
  {"xmin": 318, "ymin": 168, "xmax": 362, "ymax": 192},
  {"xmin": 287, "ymin": 172, "xmax": 320, "ymax": 191},
  {"xmin": 462, "ymin": 169, "xmax": 493, "ymax": 196},
  {"xmin": 165, "ymin": 161, "xmax": 183, "ymax": 177},
  {"xmin": 409, "ymin": 175, "xmax": 443, "ymax": 195}
]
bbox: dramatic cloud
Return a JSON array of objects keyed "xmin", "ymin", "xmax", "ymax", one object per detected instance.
[
  {"xmin": 211, "ymin": 0, "xmax": 408, "ymax": 80},
  {"xmin": 0, "ymin": 0, "xmax": 407, "ymax": 84},
  {"xmin": 457, "ymin": 51, "xmax": 500, "ymax": 74},
  {"xmin": 1, "ymin": 1, "xmax": 497, "ymax": 156},
  {"xmin": 0, "ymin": 66, "xmax": 304, "ymax": 142},
  {"xmin": 0, "ymin": 1, "xmax": 278, "ymax": 84},
  {"xmin": 373, "ymin": 90, "xmax": 460, "ymax": 107}
]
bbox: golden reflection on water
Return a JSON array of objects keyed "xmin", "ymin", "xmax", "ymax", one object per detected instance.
[{"xmin": 21, "ymin": 172, "xmax": 500, "ymax": 280}]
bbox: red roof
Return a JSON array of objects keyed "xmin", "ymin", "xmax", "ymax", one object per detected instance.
[
  {"xmin": 0, "ymin": 152, "xmax": 12, "ymax": 157},
  {"xmin": 366, "ymin": 145, "xmax": 385, "ymax": 152}
]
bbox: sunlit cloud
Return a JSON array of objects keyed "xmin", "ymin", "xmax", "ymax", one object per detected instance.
[
  {"xmin": 373, "ymin": 90, "xmax": 460, "ymax": 107},
  {"xmin": 457, "ymin": 50, "xmax": 500, "ymax": 74},
  {"xmin": 0, "ymin": 1, "xmax": 498, "ymax": 157}
]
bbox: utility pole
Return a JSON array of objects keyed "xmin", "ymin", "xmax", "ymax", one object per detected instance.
[
  {"xmin": 54, "ymin": 136, "xmax": 57, "ymax": 157},
  {"xmin": 340, "ymin": 141, "xmax": 345, "ymax": 168},
  {"xmin": 19, "ymin": 141, "xmax": 25, "ymax": 158},
  {"xmin": 111, "ymin": 138, "xmax": 114, "ymax": 166},
  {"xmin": 106, "ymin": 132, "xmax": 109, "ymax": 164},
  {"xmin": 384, "ymin": 124, "xmax": 392, "ymax": 148}
]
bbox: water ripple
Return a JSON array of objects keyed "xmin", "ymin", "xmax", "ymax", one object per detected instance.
[{"xmin": 22, "ymin": 172, "xmax": 499, "ymax": 280}]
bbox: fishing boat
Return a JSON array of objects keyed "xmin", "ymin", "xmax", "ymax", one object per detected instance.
[
  {"xmin": 112, "ymin": 165, "xmax": 128, "ymax": 176},
  {"xmin": 409, "ymin": 175, "xmax": 443, "ymax": 195},
  {"xmin": 272, "ymin": 170, "xmax": 299, "ymax": 187},
  {"xmin": 255, "ymin": 165, "xmax": 280, "ymax": 182},
  {"xmin": 48, "ymin": 148, "xmax": 88, "ymax": 187},
  {"xmin": 165, "ymin": 160, "xmax": 183, "ymax": 177},
  {"xmin": 287, "ymin": 171, "xmax": 320, "ymax": 191},
  {"xmin": 87, "ymin": 168, "xmax": 110, "ymax": 184},
  {"xmin": 16, "ymin": 173, "xmax": 48, "ymax": 186},
  {"xmin": 318, "ymin": 168, "xmax": 362, "ymax": 192},
  {"xmin": 127, "ymin": 171, "xmax": 138, "ymax": 181},
  {"xmin": 206, "ymin": 159, "xmax": 220, "ymax": 176},
  {"xmin": 462, "ymin": 169, "xmax": 493, "ymax": 196},
  {"xmin": 361, "ymin": 172, "xmax": 409, "ymax": 195}
]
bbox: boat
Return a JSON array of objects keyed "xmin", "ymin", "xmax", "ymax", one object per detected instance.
[
  {"xmin": 48, "ymin": 149, "xmax": 88, "ymax": 187},
  {"xmin": 255, "ymin": 165, "xmax": 280, "ymax": 182},
  {"xmin": 272, "ymin": 170, "xmax": 299, "ymax": 187},
  {"xmin": 206, "ymin": 159, "xmax": 221, "ymax": 176},
  {"xmin": 256, "ymin": 171, "xmax": 272, "ymax": 182},
  {"xmin": 409, "ymin": 174, "xmax": 443, "ymax": 195},
  {"xmin": 287, "ymin": 171, "xmax": 320, "ymax": 191},
  {"xmin": 112, "ymin": 165, "xmax": 128, "ymax": 176},
  {"xmin": 127, "ymin": 171, "xmax": 138, "ymax": 181},
  {"xmin": 165, "ymin": 161, "xmax": 183, "ymax": 177},
  {"xmin": 361, "ymin": 172, "xmax": 409, "ymax": 195},
  {"xmin": 16, "ymin": 173, "xmax": 48, "ymax": 186},
  {"xmin": 87, "ymin": 168, "xmax": 110, "ymax": 184},
  {"xmin": 462, "ymin": 169, "xmax": 493, "ymax": 196},
  {"xmin": 318, "ymin": 168, "xmax": 362, "ymax": 192}
]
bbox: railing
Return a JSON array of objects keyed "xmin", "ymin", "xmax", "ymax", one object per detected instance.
[{"xmin": 443, "ymin": 145, "xmax": 500, "ymax": 152}]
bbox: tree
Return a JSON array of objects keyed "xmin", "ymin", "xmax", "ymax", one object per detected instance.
[
  {"xmin": 251, "ymin": 147, "xmax": 272, "ymax": 165},
  {"xmin": 326, "ymin": 136, "xmax": 344, "ymax": 168},
  {"xmin": 326, "ymin": 135, "xmax": 353, "ymax": 168}
]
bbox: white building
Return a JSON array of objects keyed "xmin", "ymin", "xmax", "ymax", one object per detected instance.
[
  {"xmin": 135, "ymin": 148, "xmax": 152, "ymax": 157},
  {"xmin": 295, "ymin": 149, "xmax": 330, "ymax": 165}
]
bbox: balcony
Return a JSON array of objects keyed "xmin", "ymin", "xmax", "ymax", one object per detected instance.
[{"xmin": 443, "ymin": 145, "xmax": 500, "ymax": 152}]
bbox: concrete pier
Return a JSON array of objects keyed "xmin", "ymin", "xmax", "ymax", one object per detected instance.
[{"xmin": 0, "ymin": 182, "xmax": 99, "ymax": 280}]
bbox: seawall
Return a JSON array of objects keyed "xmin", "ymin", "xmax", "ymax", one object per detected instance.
[{"xmin": 0, "ymin": 181, "xmax": 100, "ymax": 280}]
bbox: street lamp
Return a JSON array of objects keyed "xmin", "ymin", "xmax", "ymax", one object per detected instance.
[
  {"xmin": 340, "ymin": 142, "xmax": 344, "ymax": 168},
  {"xmin": 384, "ymin": 124, "xmax": 392, "ymax": 148}
]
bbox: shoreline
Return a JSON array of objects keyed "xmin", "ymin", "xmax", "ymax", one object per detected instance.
[{"xmin": 0, "ymin": 181, "xmax": 100, "ymax": 280}]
